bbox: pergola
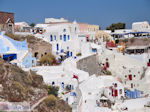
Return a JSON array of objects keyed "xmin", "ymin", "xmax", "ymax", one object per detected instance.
[{"xmin": 126, "ymin": 46, "xmax": 149, "ymax": 54}]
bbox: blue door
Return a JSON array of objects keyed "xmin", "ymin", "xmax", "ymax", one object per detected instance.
[
  {"xmin": 56, "ymin": 44, "xmax": 59, "ymax": 51},
  {"xmin": 70, "ymin": 52, "xmax": 73, "ymax": 56},
  {"xmin": 64, "ymin": 35, "xmax": 66, "ymax": 41},
  {"xmin": 67, "ymin": 51, "xmax": 69, "ymax": 57}
]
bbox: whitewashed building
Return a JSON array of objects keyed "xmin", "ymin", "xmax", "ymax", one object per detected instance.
[
  {"xmin": 0, "ymin": 32, "xmax": 36, "ymax": 68},
  {"xmin": 34, "ymin": 19, "xmax": 96, "ymax": 58},
  {"xmin": 15, "ymin": 22, "xmax": 31, "ymax": 32},
  {"xmin": 132, "ymin": 21, "xmax": 150, "ymax": 32}
]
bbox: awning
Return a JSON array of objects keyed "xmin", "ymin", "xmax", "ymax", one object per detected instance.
[{"xmin": 3, "ymin": 53, "xmax": 17, "ymax": 61}]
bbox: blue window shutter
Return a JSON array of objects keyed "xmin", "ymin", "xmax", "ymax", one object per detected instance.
[
  {"xmin": 50, "ymin": 35, "xmax": 53, "ymax": 41},
  {"xmin": 64, "ymin": 35, "xmax": 66, "ymax": 41}
]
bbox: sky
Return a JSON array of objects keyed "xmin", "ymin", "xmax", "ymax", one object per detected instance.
[{"xmin": 0, "ymin": 0, "xmax": 150, "ymax": 29}]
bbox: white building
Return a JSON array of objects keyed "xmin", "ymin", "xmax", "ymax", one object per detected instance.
[
  {"xmin": 15, "ymin": 22, "xmax": 31, "ymax": 32},
  {"xmin": 0, "ymin": 32, "xmax": 36, "ymax": 68},
  {"xmin": 98, "ymin": 49, "xmax": 146, "ymax": 91},
  {"xmin": 45, "ymin": 18, "xmax": 68, "ymax": 23},
  {"xmin": 132, "ymin": 21, "xmax": 150, "ymax": 32},
  {"xmin": 34, "ymin": 20, "xmax": 95, "ymax": 58}
]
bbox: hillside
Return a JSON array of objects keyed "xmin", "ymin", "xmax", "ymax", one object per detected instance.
[
  {"xmin": 0, "ymin": 59, "xmax": 47, "ymax": 102},
  {"xmin": 0, "ymin": 59, "xmax": 71, "ymax": 112}
]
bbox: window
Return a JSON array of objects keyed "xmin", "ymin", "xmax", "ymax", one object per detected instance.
[
  {"xmin": 60, "ymin": 35, "xmax": 62, "ymax": 40},
  {"xmin": 32, "ymin": 60, "xmax": 34, "ymax": 64},
  {"xmin": 54, "ymin": 35, "xmax": 56, "ymax": 40},
  {"xmin": 70, "ymin": 52, "xmax": 73, "ymax": 56},
  {"xmin": 7, "ymin": 47, "xmax": 10, "ymax": 51},
  {"xmin": 34, "ymin": 52, "xmax": 38, "ymax": 58},
  {"xmin": 68, "ymin": 35, "xmax": 70, "ymax": 40},
  {"xmin": 119, "ymin": 89, "xmax": 122, "ymax": 94},
  {"xmin": 131, "ymin": 83, "xmax": 133, "ymax": 88},
  {"xmin": 50, "ymin": 35, "xmax": 53, "ymax": 41},
  {"xmin": 61, "ymin": 49, "xmax": 64, "ymax": 53},
  {"xmin": 63, "ymin": 29, "xmax": 66, "ymax": 32},
  {"xmin": 63, "ymin": 34, "xmax": 66, "ymax": 41},
  {"xmin": 75, "ymin": 27, "xmax": 77, "ymax": 32},
  {"xmin": 56, "ymin": 44, "xmax": 59, "ymax": 51},
  {"xmin": 128, "ymin": 75, "xmax": 132, "ymax": 80}
]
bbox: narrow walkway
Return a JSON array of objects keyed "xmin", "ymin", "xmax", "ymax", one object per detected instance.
[
  {"xmin": 72, "ymin": 82, "xmax": 82, "ymax": 112},
  {"xmin": 31, "ymin": 95, "xmax": 48, "ymax": 110}
]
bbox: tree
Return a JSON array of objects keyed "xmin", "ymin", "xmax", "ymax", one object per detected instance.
[
  {"xmin": 106, "ymin": 23, "xmax": 126, "ymax": 32},
  {"xmin": 39, "ymin": 53, "xmax": 56, "ymax": 65},
  {"xmin": 30, "ymin": 23, "xmax": 35, "ymax": 27}
]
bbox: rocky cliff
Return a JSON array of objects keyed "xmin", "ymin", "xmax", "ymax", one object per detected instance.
[{"xmin": 0, "ymin": 59, "xmax": 71, "ymax": 112}]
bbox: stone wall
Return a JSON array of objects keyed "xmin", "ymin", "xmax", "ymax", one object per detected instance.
[{"xmin": 76, "ymin": 54, "xmax": 101, "ymax": 75}]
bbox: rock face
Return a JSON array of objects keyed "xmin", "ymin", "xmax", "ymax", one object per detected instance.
[
  {"xmin": 0, "ymin": 60, "xmax": 71, "ymax": 112},
  {"xmin": 77, "ymin": 54, "xmax": 102, "ymax": 75},
  {"xmin": 0, "ymin": 60, "xmax": 47, "ymax": 102},
  {"xmin": 26, "ymin": 36, "xmax": 52, "ymax": 59},
  {"xmin": 33, "ymin": 98, "xmax": 72, "ymax": 112}
]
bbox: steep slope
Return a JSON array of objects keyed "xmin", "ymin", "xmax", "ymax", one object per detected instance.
[{"xmin": 0, "ymin": 60, "xmax": 71, "ymax": 112}]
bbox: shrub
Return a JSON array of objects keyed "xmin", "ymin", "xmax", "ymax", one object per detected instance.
[
  {"xmin": 104, "ymin": 70, "xmax": 112, "ymax": 75},
  {"xmin": 0, "ymin": 59, "xmax": 4, "ymax": 65},
  {"xmin": 76, "ymin": 53, "xmax": 82, "ymax": 56},
  {"xmin": 44, "ymin": 95, "xmax": 57, "ymax": 107},
  {"xmin": 122, "ymin": 39, "xmax": 128, "ymax": 43},
  {"xmin": 39, "ymin": 53, "xmax": 56, "ymax": 65},
  {"xmin": 65, "ymin": 85, "xmax": 72, "ymax": 91},
  {"xmin": 106, "ymin": 70, "xmax": 112, "ymax": 75},
  {"xmin": 143, "ymin": 38, "xmax": 148, "ymax": 41},
  {"xmin": 47, "ymin": 85, "xmax": 59, "ymax": 97}
]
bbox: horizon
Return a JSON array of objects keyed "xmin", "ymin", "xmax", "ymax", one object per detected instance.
[{"xmin": 0, "ymin": 0, "xmax": 150, "ymax": 29}]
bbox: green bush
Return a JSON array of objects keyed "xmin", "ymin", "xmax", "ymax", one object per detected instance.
[
  {"xmin": 106, "ymin": 70, "xmax": 112, "ymax": 75},
  {"xmin": 44, "ymin": 95, "xmax": 57, "ymax": 107},
  {"xmin": 102, "ymin": 70, "xmax": 112, "ymax": 75},
  {"xmin": 122, "ymin": 39, "xmax": 128, "ymax": 43},
  {"xmin": 47, "ymin": 85, "xmax": 59, "ymax": 97},
  {"xmin": 76, "ymin": 53, "xmax": 82, "ymax": 56},
  {"xmin": 39, "ymin": 53, "xmax": 56, "ymax": 65}
]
